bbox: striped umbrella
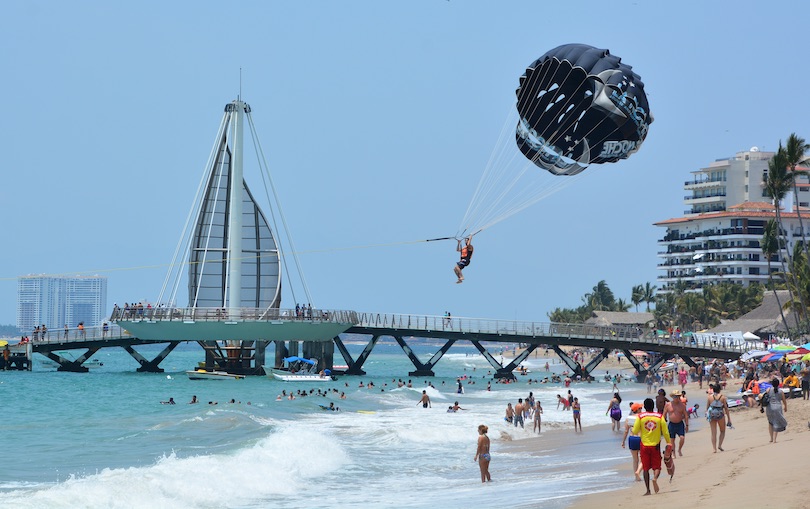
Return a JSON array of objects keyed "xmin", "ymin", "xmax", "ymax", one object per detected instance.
[
  {"xmin": 760, "ymin": 352, "xmax": 785, "ymax": 362},
  {"xmin": 786, "ymin": 347, "xmax": 810, "ymax": 361}
]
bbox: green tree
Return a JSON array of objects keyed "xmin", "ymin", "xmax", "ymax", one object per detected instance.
[
  {"xmin": 631, "ymin": 285, "xmax": 644, "ymax": 312},
  {"xmin": 762, "ymin": 219, "xmax": 791, "ymax": 335},
  {"xmin": 615, "ymin": 298, "xmax": 632, "ymax": 312},
  {"xmin": 584, "ymin": 280, "xmax": 616, "ymax": 311},
  {"xmin": 786, "ymin": 133, "xmax": 810, "ymax": 260},
  {"xmin": 765, "ymin": 145, "xmax": 807, "ymax": 324},
  {"xmin": 642, "ymin": 282, "xmax": 657, "ymax": 312}
]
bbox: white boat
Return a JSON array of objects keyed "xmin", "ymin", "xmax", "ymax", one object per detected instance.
[
  {"xmin": 265, "ymin": 356, "xmax": 335, "ymax": 382},
  {"xmin": 185, "ymin": 369, "xmax": 245, "ymax": 380}
]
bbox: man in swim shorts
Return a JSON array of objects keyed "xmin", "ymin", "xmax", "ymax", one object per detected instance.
[
  {"xmin": 633, "ymin": 398, "xmax": 670, "ymax": 496},
  {"xmin": 453, "ymin": 236, "xmax": 473, "ymax": 283},
  {"xmin": 417, "ymin": 390, "xmax": 431, "ymax": 408},
  {"xmin": 514, "ymin": 398, "xmax": 525, "ymax": 429},
  {"xmin": 664, "ymin": 389, "xmax": 689, "ymax": 456}
]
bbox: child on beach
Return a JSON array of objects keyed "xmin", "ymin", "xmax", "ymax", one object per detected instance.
[{"xmin": 572, "ymin": 398, "xmax": 582, "ymax": 432}]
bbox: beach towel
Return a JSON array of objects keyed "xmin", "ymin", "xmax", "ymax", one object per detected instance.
[{"xmin": 663, "ymin": 443, "xmax": 675, "ymax": 481}]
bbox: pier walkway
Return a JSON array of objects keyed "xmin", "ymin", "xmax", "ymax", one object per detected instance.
[
  {"xmin": 6, "ymin": 309, "xmax": 746, "ymax": 378},
  {"xmin": 338, "ymin": 312, "xmax": 745, "ymax": 378}
]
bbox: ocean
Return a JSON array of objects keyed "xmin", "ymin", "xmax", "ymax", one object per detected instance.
[{"xmin": 0, "ymin": 340, "xmax": 645, "ymax": 508}]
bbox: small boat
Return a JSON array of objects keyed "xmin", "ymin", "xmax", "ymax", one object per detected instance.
[
  {"xmin": 185, "ymin": 369, "xmax": 245, "ymax": 380},
  {"xmin": 265, "ymin": 356, "xmax": 335, "ymax": 382}
]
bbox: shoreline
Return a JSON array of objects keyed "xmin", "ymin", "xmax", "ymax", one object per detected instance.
[{"xmin": 566, "ymin": 381, "xmax": 810, "ymax": 509}]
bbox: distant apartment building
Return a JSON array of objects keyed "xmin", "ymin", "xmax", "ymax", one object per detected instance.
[
  {"xmin": 17, "ymin": 275, "xmax": 108, "ymax": 333},
  {"xmin": 655, "ymin": 148, "xmax": 810, "ymax": 292}
]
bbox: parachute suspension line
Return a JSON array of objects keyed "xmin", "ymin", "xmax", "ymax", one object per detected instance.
[
  {"xmin": 156, "ymin": 112, "xmax": 229, "ymax": 309},
  {"xmin": 458, "ymin": 101, "xmax": 519, "ymax": 235},
  {"xmin": 472, "ymin": 170, "xmax": 587, "ymax": 235},
  {"xmin": 457, "ymin": 104, "xmax": 541, "ymax": 236},
  {"xmin": 247, "ymin": 113, "xmax": 315, "ymax": 307},
  {"xmin": 457, "ymin": 104, "xmax": 589, "ymax": 236}
]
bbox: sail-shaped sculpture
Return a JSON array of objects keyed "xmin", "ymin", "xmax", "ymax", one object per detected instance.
[
  {"xmin": 112, "ymin": 99, "xmax": 358, "ymax": 374},
  {"xmin": 189, "ymin": 101, "xmax": 281, "ymax": 310}
]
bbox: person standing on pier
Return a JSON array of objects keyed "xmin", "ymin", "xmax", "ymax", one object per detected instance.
[{"xmin": 453, "ymin": 236, "xmax": 473, "ymax": 283}]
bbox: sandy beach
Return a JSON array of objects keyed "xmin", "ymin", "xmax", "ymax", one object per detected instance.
[{"xmin": 567, "ymin": 380, "xmax": 810, "ymax": 509}]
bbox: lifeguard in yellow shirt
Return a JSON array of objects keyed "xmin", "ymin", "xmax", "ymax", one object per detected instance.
[{"xmin": 632, "ymin": 397, "xmax": 671, "ymax": 496}]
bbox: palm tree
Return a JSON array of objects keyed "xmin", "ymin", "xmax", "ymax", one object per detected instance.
[
  {"xmin": 653, "ymin": 292, "xmax": 677, "ymax": 329},
  {"xmin": 631, "ymin": 284, "xmax": 644, "ymax": 312},
  {"xmin": 615, "ymin": 298, "xmax": 632, "ymax": 312},
  {"xmin": 585, "ymin": 280, "xmax": 616, "ymax": 311},
  {"xmin": 762, "ymin": 219, "xmax": 791, "ymax": 335},
  {"xmin": 642, "ymin": 282, "xmax": 657, "ymax": 312},
  {"xmin": 785, "ymin": 133, "xmax": 810, "ymax": 259},
  {"xmin": 765, "ymin": 145, "xmax": 808, "ymax": 324}
]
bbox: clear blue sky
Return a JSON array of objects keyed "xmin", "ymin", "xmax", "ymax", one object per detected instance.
[{"xmin": 2, "ymin": 1, "xmax": 808, "ymax": 325}]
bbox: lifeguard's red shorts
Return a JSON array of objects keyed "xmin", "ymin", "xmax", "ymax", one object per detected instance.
[{"xmin": 640, "ymin": 444, "xmax": 661, "ymax": 471}]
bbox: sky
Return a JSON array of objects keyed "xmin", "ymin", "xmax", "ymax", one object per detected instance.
[{"xmin": 2, "ymin": 1, "xmax": 809, "ymax": 326}]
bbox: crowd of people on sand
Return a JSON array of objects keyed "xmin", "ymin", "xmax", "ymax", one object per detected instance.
[
  {"xmin": 464, "ymin": 342, "xmax": 810, "ymax": 488},
  {"xmin": 613, "ymin": 352, "xmax": 807, "ymax": 497}
]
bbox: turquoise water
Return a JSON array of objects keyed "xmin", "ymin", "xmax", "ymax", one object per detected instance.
[{"xmin": 0, "ymin": 339, "xmax": 644, "ymax": 508}]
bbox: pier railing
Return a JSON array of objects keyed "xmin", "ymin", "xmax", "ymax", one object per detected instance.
[
  {"xmin": 12, "ymin": 324, "xmax": 133, "ymax": 349},
  {"xmin": 111, "ymin": 306, "xmax": 359, "ymax": 325},
  {"xmin": 354, "ymin": 312, "xmax": 747, "ymax": 354}
]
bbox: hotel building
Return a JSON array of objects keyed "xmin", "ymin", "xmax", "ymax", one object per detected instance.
[
  {"xmin": 655, "ymin": 148, "xmax": 810, "ymax": 292},
  {"xmin": 17, "ymin": 275, "xmax": 108, "ymax": 333}
]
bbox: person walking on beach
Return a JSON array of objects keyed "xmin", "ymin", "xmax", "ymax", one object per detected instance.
[
  {"xmin": 622, "ymin": 402, "xmax": 643, "ymax": 481},
  {"xmin": 453, "ymin": 236, "xmax": 473, "ymax": 283},
  {"xmin": 664, "ymin": 389, "xmax": 689, "ymax": 456},
  {"xmin": 706, "ymin": 383, "xmax": 731, "ymax": 453},
  {"xmin": 763, "ymin": 377, "xmax": 788, "ymax": 443},
  {"xmin": 606, "ymin": 392, "xmax": 623, "ymax": 431},
  {"xmin": 474, "ymin": 424, "xmax": 491, "ymax": 483},
  {"xmin": 633, "ymin": 398, "xmax": 670, "ymax": 495},
  {"xmin": 418, "ymin": 390, "xmax": 431, "ymax": 408},
  {"xmin": 572, "ymin": 397, "xmax": 582, "ymax": 432},
  {"xmin": 678, "ymin": 367, "xmax": 688, "ymax": 391},
  {"xmin": 655, "ymin": 388, "xmax": 669, "ymax": 414}
]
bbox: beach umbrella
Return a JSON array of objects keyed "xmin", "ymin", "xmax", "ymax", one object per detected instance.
[
  {"xmin": 802, "ymin": 352, "xmax": 810, "ymax": 362},
  {"xmin": 0, "ymin": 340, "xmax": 7, "ymax": 347},
  {"xmin": 743, "ymin": 331, "xmax": 760, "ymax": 341},
  {"xmin": 770, "ymin": 344, "xmax": 796, "ymax": 352},
  {"xmin": 785, "ymin": 347, "xmax": 810, "ymax": 361},
  {"xmin": 741, "ymin": 350, "xmax": 769, "ymax": 361},
  {"xmin": 631, "ymin": 350, "xmax": 647, "ymax": 356},
  {"xmin": 760, "ymin": 352, "xmax": 784, "ymax": 362}
]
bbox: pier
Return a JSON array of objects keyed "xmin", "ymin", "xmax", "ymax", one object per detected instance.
[{"xmin": 5, "ymin": 309, "xmax": 745, "ymax": 379}]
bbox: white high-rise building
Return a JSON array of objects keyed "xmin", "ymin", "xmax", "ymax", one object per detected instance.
[
  {"xmin": 17, "ymin": 275, "xmax": 108, "ymax": 333},
  {"xmin": 656, "ymin": 148, "xmax": 810, "ymax": 292}
]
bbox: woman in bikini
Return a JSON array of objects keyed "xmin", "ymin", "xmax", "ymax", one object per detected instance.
[
  {"xmin": 474, "ymin": 424, "xmax": 491, "ymax": 483},
  {"xmin": 707, "ymin": 383, "xmax": 731, "ymax": 453},
  {"xmin": 572, "ymin": 397, "xmax": 582, "ymax": 432}
]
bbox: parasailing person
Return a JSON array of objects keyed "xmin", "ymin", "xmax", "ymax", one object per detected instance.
[{"xmin": 454, "ymin": 236, "xmax": 474, "ymax": 283}]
